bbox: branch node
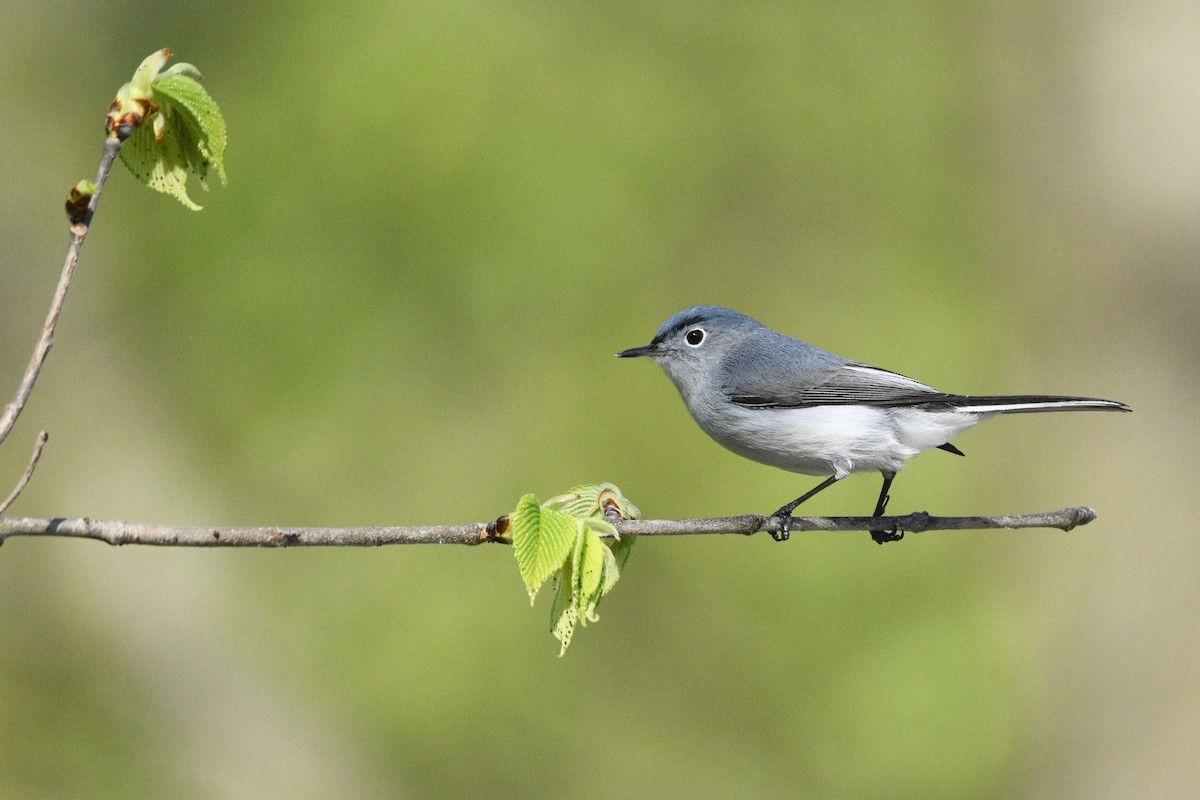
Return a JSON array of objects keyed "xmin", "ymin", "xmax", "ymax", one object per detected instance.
[
  {"xmin": 270, "ymin": 530, "xmax": 301, "ymax": 546},
  {"xmin": 484, "ymin": 514, "xmax": 511, "ymax": 543}
]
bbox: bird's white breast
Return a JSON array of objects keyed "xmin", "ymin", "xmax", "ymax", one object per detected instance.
[{"xmin": 686, "ymin": 401, "xmax": 988, "ymax": 478}]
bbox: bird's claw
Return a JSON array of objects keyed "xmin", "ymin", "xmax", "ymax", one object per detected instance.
[
  {"xmin": 870, "ymin": 490, "xmax": 902, "ymax": 543},
  {"xmin": 870, "ymin": 525, "xmax": 904, "ymax": 545},
  {"xmin": 770, "ymin": 512, "xmax": 792, "ymax": 542}
]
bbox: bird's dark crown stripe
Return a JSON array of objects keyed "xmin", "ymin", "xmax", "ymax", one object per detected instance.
[
  {"xmin": 670, "ymin": 313, "xmax": 708, "ymax": 334},
  {"xmin": 650, "ymin": 313, "xmax": 708, "ymax": 346}
]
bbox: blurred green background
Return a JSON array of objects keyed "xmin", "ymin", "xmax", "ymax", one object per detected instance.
[{"xmin": 1, "ymin": 2, "xmax": 1195, "ymax": 797}]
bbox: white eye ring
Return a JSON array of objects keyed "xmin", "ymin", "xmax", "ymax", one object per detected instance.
[{"xmin": 685, "ymin": 328, "xmax": 705, "ymax": 346}]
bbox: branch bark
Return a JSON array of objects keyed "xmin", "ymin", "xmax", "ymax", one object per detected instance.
[
  {"xmin": 0, "ymin": 432, "xmax": 49, "ymax": 514},
  {"xmin": 0, "ymin": 507, "xmax": 1097, "ymax": 548},
  {"xmin": 0, "ymin": 138, "xmax": 122, "ymax": 449},
  {"xmin": 0, "ymin": 137, "xmax": 124, "ymax": 510}
]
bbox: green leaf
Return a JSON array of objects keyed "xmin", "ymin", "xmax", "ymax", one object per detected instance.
[
  {"xmin": 512, "ymin": 483, "xmax": 640, "ymax": 655},
  {"xmin": 128, "ymin": 49, "xmax": 169, "ymax": 96},
  {"xmin": 595, "ymin": 483, "xmax": 642, "ymax": 521},
  {"xmin": 545, "ymin": 482, "xmax": 641, "ymax": 521},
  {"xmin": 511, "ymin": 494, "xmax": 578, "ymax": 602},
  {"xmin": 577, "ymin": 528, "xmax": 607, "ymax": 624},
  {"xmin": 608, "ymin": 536, "xmax": 635, "ymax": 574},
  {"xmin": 111, "ymin": 49, "xmax": 227, "ymax": 210},
  {"xmin": 549, "ymin": 523, "xmax": 608, "ymax": 655},
  {"xmin": 549, "ymin": 566, "xmax": 578, "ymax": 656},
  {"xmin": 120, "ymin": 113, "xmax": 203, "ymax": 210},
  {"xmin": 152, "ymin": 73, "xmax": 227, "ymax": 188},
  {"xmin": 599, "ymin": 541, "xmax": 621, "ymax": 597},
  {"xmin": 543, "ymin": 488, "xmax": 592, "ymax": 517},
  {"xmin": 582, "ymin": 516, "xmax": 618, "ymax": 540},
  {"xmin": 574, "ymin": 528, "xmax": 604, "ymax": 621}
]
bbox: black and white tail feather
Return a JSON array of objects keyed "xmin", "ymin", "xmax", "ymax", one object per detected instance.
[{"xmin": 727, "ymin": 360, "xmax": 1130, "ymax": 415}]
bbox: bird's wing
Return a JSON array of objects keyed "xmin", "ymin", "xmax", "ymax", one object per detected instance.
[{"xmin": 729, "ymin": 362, "xmax": 954, "ymax": 408}]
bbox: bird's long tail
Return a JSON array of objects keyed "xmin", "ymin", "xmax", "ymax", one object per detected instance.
[{"xmin": 953, "ymin": 395, "xmax": 1130, "ymax": 414}]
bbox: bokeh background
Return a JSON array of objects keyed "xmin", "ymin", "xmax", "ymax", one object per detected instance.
[{"xmin": 1, "ymin": 2, "xmax": 1196, "ymax": 797}]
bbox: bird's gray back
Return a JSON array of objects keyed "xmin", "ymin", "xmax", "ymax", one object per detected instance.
[{"xmin": 717, "ymin": 326, "xmax": 847, "ymax": 399}]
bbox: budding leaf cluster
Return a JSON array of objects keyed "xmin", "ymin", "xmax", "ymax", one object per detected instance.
[
  {"xmin": 108, "ymin": 49, "xmax": 227, "ymax": 210},
  {"xmin": 64, "ymin": 180, "xmax": 96, "ymax": 227},
  {"xmin": 510, "ymin": 484, "xmax": 638, "ymax": 656}
]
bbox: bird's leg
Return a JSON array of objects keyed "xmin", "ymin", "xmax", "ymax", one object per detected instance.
[
  {"xmin": 770, "ymin": 475, "xmax": 841, "ymax": 542},
  {"xmin": 870, "ymin": 471, "xmax": 902, "ymax": 544}
]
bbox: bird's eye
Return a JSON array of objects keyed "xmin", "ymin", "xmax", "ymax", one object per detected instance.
[{"xmin": 685, "ymin": 328, "xmax": 705, "ymax": 346}]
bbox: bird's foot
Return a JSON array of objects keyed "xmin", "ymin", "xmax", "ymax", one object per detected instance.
[
  {"xmin": 769, "ymin": 509, "xmax": 793, "ymax": 542},
  {"xmin": 870, "ymin": 525, "xmax": 904, "ymax": 545}
]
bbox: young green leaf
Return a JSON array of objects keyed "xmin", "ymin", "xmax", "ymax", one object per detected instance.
[
  {"xmin": 545, "ymin": 482, "xmax": 642, "ymax": 521},
  {"xmin": 110, "ymin": 49, "xmax": 227, "ymax": 209},
  {"xmin": 513, "ymin": 483, "xmax": 640, "ymax": 655},
  {"xmin": 106, "ymin": 49, "xmax": 167, "ymax": 139},
  {"xmin": 547, "ymin": 523, "xmax": 609, "ymax": 654},
  {"xmin": 608, "ymin": 536, "xmax": 635, "ymax": 574},
  {"xmin": 120, "ymin": 113, "xmax": 203, "ymax": 210},
  {"xmin": 576, "ymin": 527, "xmax": 607, "ymax": 624},
  {"xmin": 152, "ymin": 73, "xmax": 227, "ymax": 188},
  {"xmin": 582, "ymin": 516, "xmax": 618, "ymax": 540},
  {"xmin": 595, "ymin": 483, "xmax": 642, "ymax": 521},
  {"xmin": 511, "ymin": 494, "xmax": 578, "ymax": 602},
  {"xmin": 549, "ymin": 567, "xmax": 578, "ymax": 656},
  {"xmin": 599, "ymin": 543, "xmax": 621, "ymax": 596}
]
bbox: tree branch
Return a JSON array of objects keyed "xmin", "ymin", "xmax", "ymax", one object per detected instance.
[
  {"xmin": 0, "ymin": 432, "xmax": 49, "ymax": 515},
  {"xmin": 0, "ymin": 138, "xmax": 122, "ymax": 450},
  {"xmin": 0, "ymin": 137, "xmax": 124, "ymax": 513},
  {"xmin": 0, "ymin": 507, "xmax": 1097, "ymax": 548}
]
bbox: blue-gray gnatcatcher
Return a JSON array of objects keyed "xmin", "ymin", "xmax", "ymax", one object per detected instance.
[{"xmin": 618, "ymin": 306, "xmax": 1130, "ymax": 543}]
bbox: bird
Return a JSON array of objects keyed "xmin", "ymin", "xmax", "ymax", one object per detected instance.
[{"xmin": 617, "ymin": 305, "xmax": 1130, "ymax": 543}]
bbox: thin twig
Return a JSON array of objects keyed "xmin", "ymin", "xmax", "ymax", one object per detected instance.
[
  {"xmin": 0, "ymin": 136, "xmax": 122, "ymax": 449},
  {"xmin": 0, "ymin": 507, "xmax": 1097, "ymax": 548},
  {"xmin": 0, "ymin": 432, "xmax": 49, "ymax": 514},
  {"xmin": 0, "ymin": 135, "xmax": 122, "ymax": 509}
]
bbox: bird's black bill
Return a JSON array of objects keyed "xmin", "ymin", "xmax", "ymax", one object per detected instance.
[{"xmin": 616, "ymin": 344, "xmax": 657, "ymax": 358}]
